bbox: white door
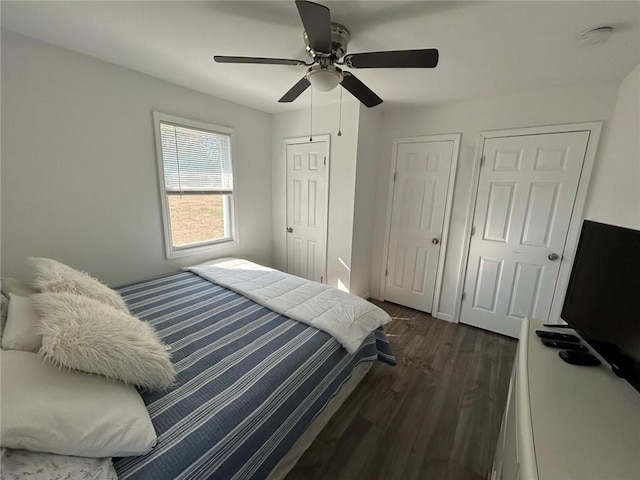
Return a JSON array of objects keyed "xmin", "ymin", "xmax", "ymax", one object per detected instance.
[
  {"xmin": 286, "ymin": 139, "xmax": 328, "ymax": 283},
  {"xmin": 385, "ymin": 140, "xmax": 455, "ymax": 312},
  {"xmin": 460, "ymin": 131, "xmax": 589, "ymax": 337}
]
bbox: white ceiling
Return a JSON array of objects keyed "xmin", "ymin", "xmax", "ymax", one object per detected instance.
[{"xmin": 2, "ymin": 1, "xmax": 639, "ymax": 114}]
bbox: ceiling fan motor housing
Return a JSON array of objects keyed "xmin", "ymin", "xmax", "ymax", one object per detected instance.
[{"xmin": 304, "ymin": 22, "xmax": 351, "ymax": 60}]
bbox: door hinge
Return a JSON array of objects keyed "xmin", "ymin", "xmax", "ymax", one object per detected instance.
[
  {"xmin": 471, "ymin": 225, "xmax": 476, "ymax": 237},
  {"xmin": 385, "ymin": 268, "xmax": 388, "ymax": 277},
  {"xmin": 324, "ymin": 157, "xmax": 326, "ymax": 166},
  {"xmin": 393, "ymin": 171, "xmax": 397, "ymax": 181},
  {"xmin": 480, "ymin": 156, "xmax": 485, "ymax": 167},
  {"xmin": 461, "ymin": 292, "xmax": 466, "ymax": 302}
]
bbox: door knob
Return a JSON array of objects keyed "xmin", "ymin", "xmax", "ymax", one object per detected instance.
[
  {"xmin": 286, "ymin": 227, "xmax": 293, "ymax": 233},
  {"xmin": 548, "ymin": 253, "xmax": 559, "ymax": 261},
  {"xmin": 432, "ymin": 238, "xmax": 440, "ymax": 245}
]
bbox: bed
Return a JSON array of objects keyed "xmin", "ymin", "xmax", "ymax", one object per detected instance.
[
  {"xmin": 1, "ymin": 260, "xmax": 394, "ymax": 479},
  {"xmin": 108, "ymin": 266, "xmax": 395, "ymax": 480}
]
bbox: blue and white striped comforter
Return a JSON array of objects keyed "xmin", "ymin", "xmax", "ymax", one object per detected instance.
[{"xmin": 113, "ymin": 271, "xmax": 395, "ymax": 480}]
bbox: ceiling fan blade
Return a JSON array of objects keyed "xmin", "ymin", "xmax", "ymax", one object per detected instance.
[
  {"xmin": 340, "ymin": 72, "xmax": 382, "ymax": 108},
  {"xmin": 278, "ymin": 77, "xmax": 311, "ymax": 103},
  {"xmin": 214, "ymin": 56, "xmax": 308, "ymax": 66},
  {"xmin": 295, "ymin": 0, "xmax": 332, "ymax": 53},
  {"xmin": 343, "ymin": 49, "xmax": 439, "ymax": 69}
]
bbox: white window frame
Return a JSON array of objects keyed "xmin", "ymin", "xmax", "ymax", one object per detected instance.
[{"xmin": 153, "ymin": 112, "xmax": 239, "ymax": 259}]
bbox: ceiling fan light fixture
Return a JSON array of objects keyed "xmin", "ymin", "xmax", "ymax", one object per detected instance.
[{"xmin": 306, "ymin": 66, "xmax": 343, "ymax": 91}]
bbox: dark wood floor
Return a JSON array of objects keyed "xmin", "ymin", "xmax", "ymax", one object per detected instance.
[{"xmin": 286, "ymin": 301, "xmax": 517, "ymax": 480}]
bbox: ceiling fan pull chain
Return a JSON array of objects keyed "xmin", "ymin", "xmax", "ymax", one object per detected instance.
[
  {"xmin": 337, "ymin": 86, "xmax": 343, "ymax": 137},
  {"xmin": 309, "ymin": 87, "xmax": 313, "ymax": 142}
]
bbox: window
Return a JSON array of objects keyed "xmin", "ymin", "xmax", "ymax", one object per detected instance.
[{"xmin": 153, "ymin": 112, "xmax": 236, "ymax": 258}]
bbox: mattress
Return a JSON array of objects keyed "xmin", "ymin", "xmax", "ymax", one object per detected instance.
[{"xmin": 112, "ymin": 271, "xmax": 395, "ymax": 480}]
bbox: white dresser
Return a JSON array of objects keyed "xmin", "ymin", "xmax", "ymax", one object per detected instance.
[{"xmin": 491, "ymin": 317, "xmax": 640, "ymax": 480}]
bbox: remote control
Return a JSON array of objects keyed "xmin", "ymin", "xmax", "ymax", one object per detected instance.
[
  {"xmin": 535, "ymin": 330, "xmax": 580, "ymax": 343},
  {"xmin": 559, "ymin": 350, "xmax": 601, "ymax": 366},
  {"xmin": 540, "ymin": 338, "xmax": 588, "ymax": 351}
]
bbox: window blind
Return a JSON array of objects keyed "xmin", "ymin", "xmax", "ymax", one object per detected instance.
[{"xmin": 160, "ymin": 122, "xmax": 233, "ymax": 194}]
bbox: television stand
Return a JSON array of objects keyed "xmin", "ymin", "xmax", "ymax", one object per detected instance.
[{"xmin": 491, "ymin": 318, "xmax": 640, "ymax": 480}]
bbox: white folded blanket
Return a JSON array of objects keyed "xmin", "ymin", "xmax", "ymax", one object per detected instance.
[{"xmin": 185, "ymin": 258, "xmax": 391, "ymax": 354}]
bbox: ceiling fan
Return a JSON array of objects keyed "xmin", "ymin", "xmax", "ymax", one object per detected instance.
[{"xmin": 214, "ymin": 0, "xmax": 439, "ymax": 108}]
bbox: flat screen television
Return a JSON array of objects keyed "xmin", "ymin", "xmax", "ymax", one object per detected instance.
[{"xmin": 562, "ymin": 220, "xmax": 640, "ymax": 393}]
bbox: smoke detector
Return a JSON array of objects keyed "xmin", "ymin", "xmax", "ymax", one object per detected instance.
[{"xmin": 579, "ymin": 26, "xmax": 614, "ymax": 46}]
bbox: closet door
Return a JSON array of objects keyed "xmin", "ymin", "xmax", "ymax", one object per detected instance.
[
  {"xmin": 286, "ymin": 138, "xmax": 329, "ymax": 283},
  {"xmin": 460, "ymin": 131, "xmax": 589, "ymax": 337},
  {"xmin": 385, "ymin": 139, "xmax": 455, "ymax": 313}
]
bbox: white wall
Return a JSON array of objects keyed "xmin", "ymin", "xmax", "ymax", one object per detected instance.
[
  {"xmin": 271, "ymin": 100, "xmax": 360, "ymax": 290},
  {"xmin": 1, "ymin": 30, "xmax": 273, "ymax": 286},
  {"xmin": 371, "ymin": 83, "xmax": 620, "ymax": 319},
  {"xmin": 584, "ymin": 64, "xmax": 640, "ymax": 229},
  {"xmin": 350, "ymin": 105, "xmax": 382, "ymax": 298}
]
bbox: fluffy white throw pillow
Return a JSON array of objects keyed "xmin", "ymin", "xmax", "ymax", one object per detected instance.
[
  {"xmin": 29, "ymin": 257, "xmax": 129, "ymax": 313},
  {"xmin": 1, "ymin": 294, "xmax": 43, "ymax": 352},
  {"xmin": 1, "ymin": 350, "xmax": 157, "ymax": 457},
  {"xmin": 32, "ymin": 292, "xmax": 176, "ymax": 391}
]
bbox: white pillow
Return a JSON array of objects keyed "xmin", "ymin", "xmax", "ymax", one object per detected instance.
[
  {"xmin": 1, "ymin": 278, "xmax": 36, "ymax": 340},
  {"xmin": 33, "ymin": 292, "xmax": 176, "ymax": 391},
  {"xmin": 1, "ymin": 292, "xmax": 8, "ymax": 340},
  {"xmin": 29, "ymin": 257, "xmax": 129, "ymax": 313},
  {"xmin": 0, "ymin": 350, "xmax": 157, "ymax": 457},
  {"xmin": 1, "ymin": 294, "xmax": 43, "ymax": 352},
  {"xmin": 1, "ymin": 277, "xmax": 36, "ymax": 297}
]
